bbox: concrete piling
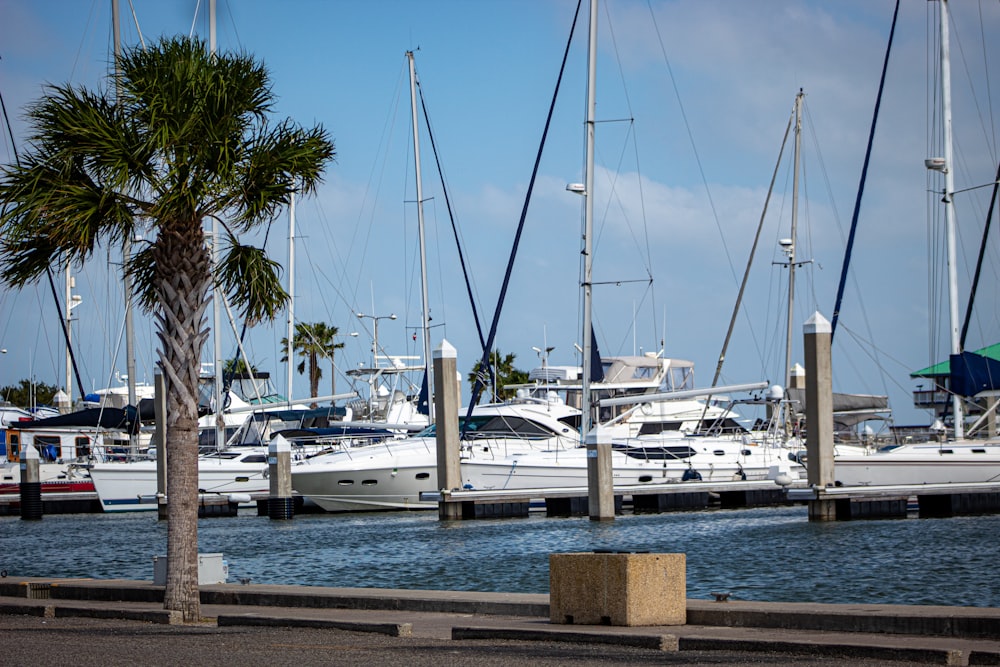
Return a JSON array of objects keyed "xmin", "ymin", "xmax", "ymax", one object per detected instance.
[
  {"xmin": 804, "ymin": 312, "xmax": 836, "ymax": 522},
  {"xmin": 19, "ymin": 444, "xmax": 41, "ymax": 520},
  {"xmin": 267, "ymin": 435, "xmax": 294, "ymax": 520},
  {"xmin": 153, "ymin": 372, "xmax": 168, "ymax": 520},
  {"xmin": 586, "ymin": 429, "xmax": 614, "ymax": 521},
  {"xmin": 434, "ymin": 340, "xmax": 462, "ymax": 520}
]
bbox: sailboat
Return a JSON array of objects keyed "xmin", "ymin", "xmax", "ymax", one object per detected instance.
[
  {"xmin": 459, "ymin": 0, "xmax": 803, "ymax": 498},
  {"xmin": 829, "ymin": 0, "xmax": 1000, "ymax": 487}
]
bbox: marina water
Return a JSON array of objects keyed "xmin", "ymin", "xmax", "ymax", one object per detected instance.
[{"xmin": 3, "ymin": 506, "xmax": 998, "ymax": 608}]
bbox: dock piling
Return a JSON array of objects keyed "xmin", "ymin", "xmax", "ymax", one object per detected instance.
[
  {"xmin": 267, "ymin": 435, "xmax": 294, "ymax": 520},
  {"xmin": 586, "ymin": 429, "xmax": 614, "ymax": 521},
  {"xmin": 434, "ymin": 340, "xmax": 462, "ymax": 520},
  {"xmin": 154, "ymin": 372, "xmax": 168, "ymax": 520},
  {"xmin": 804, "ymin": 312, "xmax": 836, "ymax": 521},
  {"xmin": 19, "ymin": 444, "xmax": 41, "ymax": 520}
]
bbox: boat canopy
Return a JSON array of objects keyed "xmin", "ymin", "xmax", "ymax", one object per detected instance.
[
  {"xmin": 10, "ymin": 407, "xmax": 140, "ymax": 434},
  {"xmin": 785, "ymin": 388, "xmax": 890, "ymax": 429}
]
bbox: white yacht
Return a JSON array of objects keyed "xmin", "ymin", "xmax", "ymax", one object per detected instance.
[
  {"xmin": 290, "ymin": 396, "xmax": 581, "ymax": 512},
  {"xmin": 831, "ymin": 440, "xmax": 1000, "ymax": 487},
  {"xmin": 88, "ymin": 446, "xmax": 273, "ymax": 512},
  {"xmin": 462, "ymin": 420, "xmax": 804, "ymax": 493}
]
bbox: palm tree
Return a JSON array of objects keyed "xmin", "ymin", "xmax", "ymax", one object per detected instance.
[
  {"xmin": 280, "ymin": 321, "xmax": 345, "ymax": 404},
  {"xmin": 0, "ymin": 36, "xmax": 334, "ymax": 622},
  {"xmin": 467, "ymin": 349, "xmax": 529, "ymax": 402}
]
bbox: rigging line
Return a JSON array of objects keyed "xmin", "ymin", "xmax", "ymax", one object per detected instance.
[
  {"xmin": 698, "ymin": 110, "xmax": 792, "ymax": 429},
  {"xmin": 960, "ymin": 160, "xmax": 1000, "ymax": 349},
  {"xmin": 598, "ymin": 5, "xmax": 658, "ymax": 342},
  {"xmin": 464, "ymin": 0, "xmax": 583, "ymax": 427},
  {"xmin": 416, "ymin": 80, "xmax": 485, "ymax": 350},
  {"xmin": 0, "ymin": 87, "xmax": 86, "ymax": 400},
  {"xmin": 645, "ymin": 0, "xmax": 737, "ymax": 286},
  {"xmin": 831, "ymin": 0, "xmax": 900, "ymax": 341},
  {"xmin": 951, "ymin": 2, "xmax": 998, "ymax": 167},
  {"xmin": 976, "ymin": 1, "xmax": 996, "ymax": 161}
]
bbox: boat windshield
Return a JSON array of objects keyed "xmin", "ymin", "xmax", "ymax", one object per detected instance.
[{"xmin": 417, "ymin": 414, "xmax": 558, "ymax": 439}]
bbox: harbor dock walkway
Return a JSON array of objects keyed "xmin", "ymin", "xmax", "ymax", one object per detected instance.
[{"xmin": 1, "ymin": 577, "xmax": 998, "ymax": 665}]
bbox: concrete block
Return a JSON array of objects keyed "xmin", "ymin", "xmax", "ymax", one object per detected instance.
[{"xmin": 549, "ymin": 552, "xmax": 685, "ymax": 626}]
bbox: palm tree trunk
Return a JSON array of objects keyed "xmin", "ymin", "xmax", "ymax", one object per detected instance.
[
  {"xmin": 309, "ymin": 351, "xmax": 319, "ymax": 406},
  {"xmin": 157, "ymin": 219, "xmax": 212, "ymax": 623}
]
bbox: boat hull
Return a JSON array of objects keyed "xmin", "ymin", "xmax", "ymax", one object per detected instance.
[{"xmin": 89, "ymin": 458, "xmax": 269, "ymax": 512}]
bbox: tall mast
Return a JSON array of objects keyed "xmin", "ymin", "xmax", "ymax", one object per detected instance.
[
  {"xmin": 209, "ymin": 0, "xmax": 226, "ymax": 447},
  {"xmin": 939, "ymin": 0, "xmax": 963, "ymax": 439},
  {"xmin": 113, "ymin": 0, "xmax": 138, "ymax": 415},
  {"xmin": 783, "ymin": 89, "xmax": 804, "ymax": 429},
  {"xmin": 286, "ymin": 192, "xmax": 296, "ymax": 408},
  {"xmin": 579, "ymin": 0, "xmax": 598, "ymax": 439},
  {"xmin": 407, "ymin": 51, "xmax": 434, "ymax": 419},
  {"xmin": 64, "ymin": 268, "xmax": 74, "ymax": 405}
]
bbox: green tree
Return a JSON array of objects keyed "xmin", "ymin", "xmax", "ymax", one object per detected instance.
[
  {"xmin": 0, "ymin": 37, "xmax": 334, "ymax": 621},
  {"xmin": 281, "ymin": 322, "xmax": 345, "ymax": 403},
  {"xmin": 223, "ymin": 358, "xmax": 259, "ymax": 377},
  {"xmin": 0, "ymin": 379, "xmax": 59, "ymax": 408},
  {"xmin": 467, "ymin": 349, "xmax": 529, "ymax": 402}
]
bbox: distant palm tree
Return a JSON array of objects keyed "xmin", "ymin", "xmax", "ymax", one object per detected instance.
[
  {"xmin": 281, "ymin": 322, "xmax": 345, "ymax": 403},
  {"xmin": 467, "ymin": 349, "xmax": 529, "ymax": 402},
  {"xmin": 0, "ymin": 37, "xmax": 334, "ymax": 621}
]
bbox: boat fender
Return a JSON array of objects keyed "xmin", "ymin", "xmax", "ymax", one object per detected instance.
[{"xmin": 682, "ymin": 468, "xmax": 702, "ymax": 481}]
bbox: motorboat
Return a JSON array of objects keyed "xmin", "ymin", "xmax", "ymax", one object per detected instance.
[{"xmin": 290, "ymin": 395, "xmax": 581, "ymax": 512}]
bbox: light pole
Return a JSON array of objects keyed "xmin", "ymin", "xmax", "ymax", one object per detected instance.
[{"xmin": 356, "ymin": 312, "xmax": 396, "ymax": 418}]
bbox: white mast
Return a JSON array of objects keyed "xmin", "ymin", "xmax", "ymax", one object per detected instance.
[
  {"xmin": 406, "ymin": 50, "xmax": 434, "ymax": 419},
  {"xmin": 112, "ymin": 0, "xmax": 138, "ymax": 415},
  {"xmin": 209, "ymin": 0, "xmax": 226, "ymax": 447},
  {"xmin": 939, "ymin": 0, "xmax": 964, "ymax": 440},
  {"xmin": 286, "ymin": 193, "xmax": 296, "ymax": 408},
  {"xmin": 64, "ymin": 268, "xmax": 73, "ymax": 404},
  {"xmin": 783, "ymin": 89, "xmax": 804, "ymax": 430},
  {"xmin": 579, "ymin": 0, "xmax": 598, "ymax": 439}
]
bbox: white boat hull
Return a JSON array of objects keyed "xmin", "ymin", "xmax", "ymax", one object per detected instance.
[
  {"xmin": 833, "ymin": 442, "xmax": 1000, "ymax": 486},
  {"xmin": 90, "ymin": 452, "xmax": 270, "ymax": 512}
]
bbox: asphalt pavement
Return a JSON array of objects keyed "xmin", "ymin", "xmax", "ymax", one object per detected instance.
[{"xmin": 1, "ymin": 577, "xmax": 998, "ymax": 666}]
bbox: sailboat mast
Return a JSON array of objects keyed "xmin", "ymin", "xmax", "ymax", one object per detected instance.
[
  {"xmin": 113, "ymin": 0, "xmax": 138, "ymax": 414},
  {"xmin": 580, "ymin": 0, "xmax": 598, "ymax": 439},
  {"xmin": 208, "ymin": 0, "xmax": 226, "ymax": 447},
  {"xmin": 939, "ymin": 0, "xmax": 964, "ymax": 439},
  {"xmin": 286, "ymin": 192, "xmax": 295, "ymax": 408},
  {"xmin": 407, "ymin": 51, "xmax": 434, "ymax": 419},
  {"xmin": 784, "ymin": 90, "xmax": 803, "ymax": 420},
  {"xmin": 64, "ymin": 266, "xmax": 73, "ymax": 405}
]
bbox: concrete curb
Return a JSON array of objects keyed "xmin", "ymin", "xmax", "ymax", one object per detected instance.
[
  {"xmin": 678, "ymin": 636, "xmax": 963, "ymax": 665},
  {"xmin": 452, "ymin": 626, "xmax": 678, "ymax": 651},
  {"xmin": 217, "ymin": 614, "xmax": 413, "ymax": 637},
  {"xmin": 687, "ymin": 601, "xmax": 1000, "ymax": 639},
  {"xmin": 51, "ymin": 604, "xmax": 180, "ymax": 625}
]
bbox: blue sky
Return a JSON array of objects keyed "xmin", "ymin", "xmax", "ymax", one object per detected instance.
[{"xmin": 1, "ymin": 1, "xmax": 998, "ymax": 427}]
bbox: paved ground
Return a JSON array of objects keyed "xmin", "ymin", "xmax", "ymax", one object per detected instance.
[
  {"xmin": 0, "ymin": 613, "xmax": 949, "ymax": 667},
  {"xmin": 1, "ymin": 578, "xmax": 999, "ymax": 666}
]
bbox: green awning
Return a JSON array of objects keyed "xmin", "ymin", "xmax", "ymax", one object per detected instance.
[{"xmin": 911, "ymin": 342, "xmax": 1000, "ymax": 378}]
